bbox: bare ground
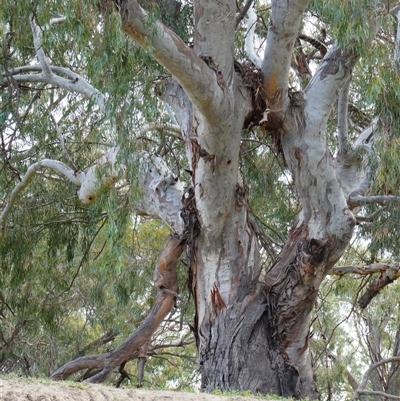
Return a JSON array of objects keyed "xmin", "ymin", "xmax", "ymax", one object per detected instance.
[{"xmin": 0, "ymin": 378, "xmax": 276, "ymax": 401}]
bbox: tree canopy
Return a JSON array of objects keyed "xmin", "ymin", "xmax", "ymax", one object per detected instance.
[{"xmin": 1, "ymin": 0, "xmax": 400, "ymax": 400}]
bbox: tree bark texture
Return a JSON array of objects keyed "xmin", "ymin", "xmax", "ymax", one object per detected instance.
[{"xmin": 117, "ymin": 0, "xmax": 363, "ymax": 398}]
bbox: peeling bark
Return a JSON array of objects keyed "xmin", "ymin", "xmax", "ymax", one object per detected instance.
[{"xmin": 9, "ymin": 0, "xmax": 397, "ymax": 398}]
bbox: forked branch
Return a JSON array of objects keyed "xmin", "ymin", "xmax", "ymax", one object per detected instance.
[
  {"xmin": 0, "ymin": 145, "xmax": 185, "ymax": 245},
  {"xmin": 353, "ymin": 357, "xmax": 400, "ymax": 401},
  {"xmin": 0, "ymin": 15, "xmax": 107, "ymax": 112},
  {"xmin": 119, "ymin": 0, "xmax": 224, "ymax": 124},
  {"xmin": 330, "ymin": 263, "xmax": 400, "ymax": 310},
  {"xmin": 50, "ymin": 235, "xmax": 185, "ymax": 383}
]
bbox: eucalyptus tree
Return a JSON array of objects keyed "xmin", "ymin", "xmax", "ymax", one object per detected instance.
[{"xmin": 1, "ymin": 0, "xmax": 400, "ymax": 399}]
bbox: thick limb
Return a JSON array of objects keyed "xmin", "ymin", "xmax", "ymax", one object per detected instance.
[{"xmin": 50, "ymin": 235, "xmax": 185, "ymax": 382}]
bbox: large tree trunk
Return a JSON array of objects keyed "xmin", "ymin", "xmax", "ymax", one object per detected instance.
[
  {"xmin": 195, "ymin": 217, "xmax": 355, "ymax": 399},
  {"xmin": 80, "ymin": 0, "xmax": 365, "ymax": 397},
  {"xmin": 134, "ymin": 0, "xmax": 357, "ymax": 397}
]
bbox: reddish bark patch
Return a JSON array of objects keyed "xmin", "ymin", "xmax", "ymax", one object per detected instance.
[{"xmin": 211, "ymin": 285, "xmax": 226, "ymax": 315}]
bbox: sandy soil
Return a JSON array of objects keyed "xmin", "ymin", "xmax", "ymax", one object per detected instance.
[{"xmin": 0, "ymin": 378, "xmax": 272, "ymax": 401}]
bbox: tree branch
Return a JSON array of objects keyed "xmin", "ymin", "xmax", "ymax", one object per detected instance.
[
  {"xmin": 348, "ymin": 194, "xmax": 400, "ymax": 207},
  {"xmin": 357, "ymin": 265, "xmax": 400, "ymax": 310},
  {"xmin": 0, "ymin": 159, "xmax": 84, "ymax": 245},
  {"xmin": 29, "ymin": 14, "xmax": 53, "ymax": 78},
  {"xmin": 244, "ymin": 6, "xmax": 262, "ymax": 68},
  {"xmin": 353, "ymin": 357, "xmax": 400, "ymax": 401},
  {"xmin": 331, "ymin": 263, "xmax": 396, "ymax": 276},
  {"xmin": 50, "ymin": 236, "xmax": 185, "ymax": 383},
  {"xmin": 1, "ymin": 16, "xmax": 107, "ymax": 112},
  {"xmin": 394, "ymin": 7, "xmax": 400, "ymax": 65},
  {"xmin": 356, "ymin": 391, "xmax": 400, "ymax": 401},
  {"xmin": 330, "ymin": 263, "xmax": 400, "ymax": 310},
  {"xmin": 337, "ymin": 77, "xmax": 350, "ymax": 158},
  {"xmin": 261, "ymin": 0, "xmax": 310, "ymax": 109},
  {"xmin": 304, "ymin": 45, "xmax": 356, "ymax": 131},
  {"xmin": 1, "ymin": 123, "xmax": 185, "ymax": 245},
  {"xmin": 3, "ymin": 66, "xmax": 107, "ymax": 113},
  {"xmin": 119, "ymin": 0, "xmax": 225, "ymax": 124},
  {"xmin": 236, "ymin": 0, "xmax": 254, "ymax": 26}
]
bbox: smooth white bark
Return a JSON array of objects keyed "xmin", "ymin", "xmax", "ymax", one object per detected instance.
[
  {"xmin": 77, "ymin": 147, "xmax": 122, "ymax": 204},
  {"xmin": 6, "ymin": 67, "xmax": 106, "ymax": 113},
  {"xmin": 3, "ymin": 16, "xmax": 108, "ymax": 112},
  {"xmin": 337, "ymin": 78, "xmax": 350, "ymax": 157},
  {"xmin": 120, "ymin": 0, "xmax": 226, "ymax": 125},
  {"xmin": 137, "ymin": 152, "xmax": 184, "ymax": 233},
  {"xmin": 261, "ymin": 0, "xmax": 310, "ymax": 108},
  {"xmin": 245, "ymin": 7, "xmax": 262, "ymax": 68},
  {"xmin": 0, "ymin": 159, "xmax": 83, "ymax": 244}
]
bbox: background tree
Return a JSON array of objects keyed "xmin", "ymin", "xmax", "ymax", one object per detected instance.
[{"xmin": 1, "ymin": 0, "xmax": 400, "ymax": 399}]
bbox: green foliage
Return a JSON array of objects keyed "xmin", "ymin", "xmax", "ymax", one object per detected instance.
[{"xmin": 1, "ymin": 0, "xmax": 400, "ymax": 398}]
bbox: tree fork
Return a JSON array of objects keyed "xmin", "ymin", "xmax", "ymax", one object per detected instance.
[{"xmin": 197, "ymin": 225, "xmax": 325, "ymax": 399}]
